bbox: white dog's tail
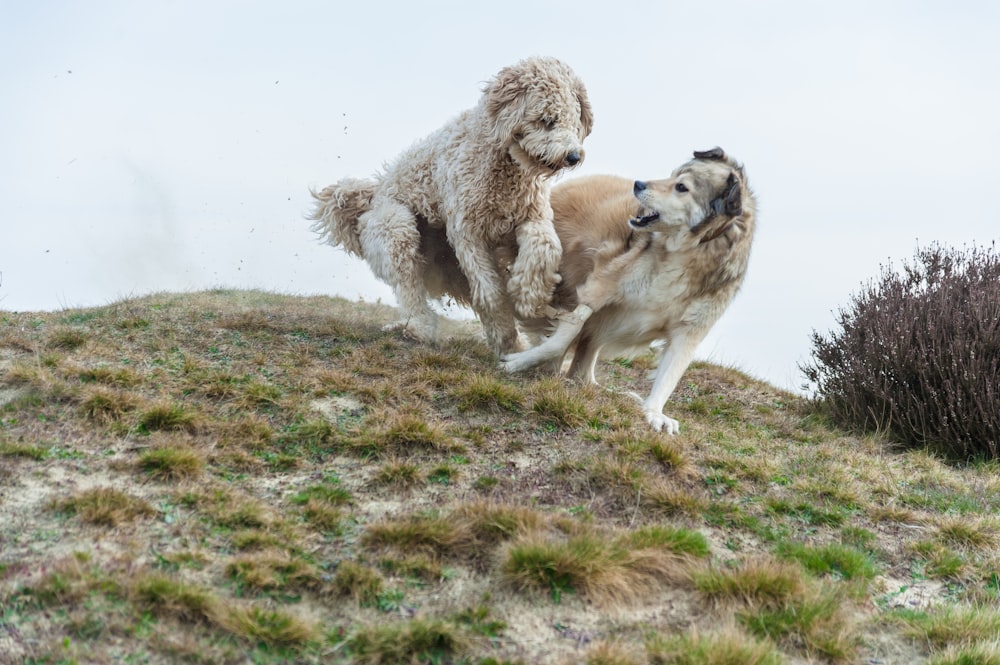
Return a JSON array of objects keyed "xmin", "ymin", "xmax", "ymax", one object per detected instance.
[{"xmin": 307, "ymin": 177, "xmax": 377, "ymax": 257}]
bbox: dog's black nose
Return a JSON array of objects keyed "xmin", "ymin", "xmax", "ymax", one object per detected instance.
[
  {"xmin": 633, "ymin": 180, "xmax": 647, "ymax": 194},
  {"xmin": 566, "ymin": 152, "xmax": 581, "ymax": 166}
]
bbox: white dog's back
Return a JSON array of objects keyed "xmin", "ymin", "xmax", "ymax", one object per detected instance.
[{"xmin": 309, "ymin": 57, "xmax": 592, "ymax": 354}]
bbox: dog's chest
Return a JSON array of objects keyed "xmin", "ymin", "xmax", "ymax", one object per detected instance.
[
  {"xmin": 623, "ymin": 260, "xmax": 690, "ymax": 308},
  {"xmin": 458, "ymin": 187, "xmax": 550, "ymax": 239},
  {"xmin": 612, "ymin": 261, "xmax": 703, "ymax": 333},
  {"xmin": 490, "ymin": 176, "xmax": 548, "ymax": 213}
]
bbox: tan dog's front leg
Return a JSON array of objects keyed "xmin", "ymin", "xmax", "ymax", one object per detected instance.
[
  {"xmin": 639, "ymin": 328, "xmax": 702, "ymax": 434},
  {"xmin": 500, "ymin": 304, "xmax": 592, "ymax": 373},
  {"xmin": 507, "ymin": 218, "xmax": 562, "ymax": 319},
  {"xmin": 575, "ymin": 237, "xmax": 646, "ymax": 310}
]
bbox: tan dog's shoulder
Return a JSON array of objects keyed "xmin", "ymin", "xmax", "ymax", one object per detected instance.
[
  {"xmin": 552, "ymin": 175, "xmax": 636, "ymax": 236},
  {"xmin": 552, "ymin": 175, "xmax": 637, "ymax": 293}
]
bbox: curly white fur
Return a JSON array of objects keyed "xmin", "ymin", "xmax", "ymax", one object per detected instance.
[{"xmin": 309, "ymin": 56, "xmax": 593, "ymax": 354}]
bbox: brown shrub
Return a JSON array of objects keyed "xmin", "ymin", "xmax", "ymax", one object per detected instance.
[{"xmin": 802, "ymin": 243, "xmax": 999, "ymax": 460}]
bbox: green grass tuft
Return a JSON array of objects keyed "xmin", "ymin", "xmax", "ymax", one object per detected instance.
[
  {"xmin": 774, "ymin": 541, "xmax": 878, "ymax": 582},
  {"xmin": 645, "ymin": 627, "xmax": 785, "ymax": 665},
  {"xmin": 219, "ymin": 604, "xmax": 317, "ymax": 647},
  {"xmin": 927, "ymin": 643, "xmax": 1000, "ymax": 665},
  {"xmin": 47, "ymin": 328, "xmax": 88, "ymax": 351},
  {"xmin": 891, "ymin": 606, "xmax": 1000, "ymax": 650},
  {"xmin": 132, "ymin": 572, "xmax": 217, "ymax": 623},
  {"xmin": 738, "ymin": 590, "xmax": 854, "ymax": 660},
  {"xmin": 503, "ymin": 529, "xmax": 684, "ymax": 604},
  {"xmin": 79, "ymin": 386, "xmax": 138, "ymax": 425},
  {"xmin": 0, "ymin": 440, "xmax": 49, "ymax": 460},
  {"xmin": 450, "ymin": 375, "xmax": 525, "ymax": 413},
  {"xmin": 691, "ymin": 558, "xmax": 807, "ymax": 608},
  {"xmin": 51, "ymin": 487, "xmax": 156, "ymax": 526},
  {"xmin": 332, "ymin": 561, "xmax": 384, "ymax": 606},
  {"xmin": 373, "ymin": 459, "xmax": 422, "ymax": 488},
  {"xmin": 628, "ymin": 525, "xmax": 711, "ymax": 558},
  {"xmin": 347, "ymin": 618, "xmax": 472, "ymax": 665},
  {"xmin": 290, "ymin": 474, "xmax": 353, "ymax": 506},
  {"xmin": 225, "ymin": 551, "xmax": 318, "ymax": 593},
  {"xmin": 136, "ymin": 401, "xmax": 199, "ymax": 433},
  {"xmin": 530, "ymin": 379, "xmax": 590, "ymax": 429},
  {"xmin": 138, "ymin": 441, "xmax": 205, "ymax": 480}
]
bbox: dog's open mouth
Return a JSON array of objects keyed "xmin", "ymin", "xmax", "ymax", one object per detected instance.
[{"xmin": 629, "ymin": 207, "xmax": 660, "ymax": 228}]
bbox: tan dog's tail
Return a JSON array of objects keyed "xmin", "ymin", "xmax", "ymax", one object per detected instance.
[{"xmin": 308, "ymin": 177, "xmax": 376, "ymax": 257}]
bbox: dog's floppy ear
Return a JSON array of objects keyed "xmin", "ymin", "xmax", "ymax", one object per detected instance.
[
  {"xmin": 710, "ymin": 172, "xmax": 743, "ymax": 218},
  {"xmin": 694, "ymin": 147, "xmax": 726, "ymax": 161},
  {"xmin": 574, "ymin": 78, "xmax": 594, "ymax": 139},
  {"xmin": 485, "ymin": 65, "xmax": 529, "ymax": 145}
]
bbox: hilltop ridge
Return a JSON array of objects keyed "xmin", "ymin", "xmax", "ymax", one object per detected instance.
[{"xmin": 1, "ymin": 290, "xmax": 998, "ymax": 664}]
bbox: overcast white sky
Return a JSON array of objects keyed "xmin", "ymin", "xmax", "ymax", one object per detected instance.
[{"xmin": 2, "ymin": 1, "xmax": 999, "ymax": 393}]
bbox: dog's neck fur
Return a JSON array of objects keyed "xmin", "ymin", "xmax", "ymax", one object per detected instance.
[{"xmin": 698, "ymin": 220, "xmax": 736, "ymax": 246}]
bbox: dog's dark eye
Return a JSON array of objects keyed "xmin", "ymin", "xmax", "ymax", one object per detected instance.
[
  {"xmin": 543, "ymin": 116, "xmax": 558, "ymax": 130},
  {"xmin": 675, "ymin": 182, "xmax": 688, "ymax": 193}
]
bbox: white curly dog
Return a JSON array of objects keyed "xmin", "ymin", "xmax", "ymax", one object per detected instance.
[{"xmin": 309, "ymin": 56, "xmax": 593, "ymax": 354}]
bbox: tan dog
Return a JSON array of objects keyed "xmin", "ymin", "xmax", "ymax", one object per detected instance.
[
  {"xmin": 308, "ymin": 57, "xmax": 592, "ymax": 354},
  {"xmin": 502, "ymin": 148, "xmax": 756, "ymax": 433}
]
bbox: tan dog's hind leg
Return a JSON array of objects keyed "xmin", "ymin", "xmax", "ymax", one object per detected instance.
[{"xmin": 564, "ymin": 331, "xmax": 601, "ymax": 384}]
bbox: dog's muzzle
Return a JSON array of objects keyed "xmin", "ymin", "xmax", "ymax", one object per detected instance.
[
  {"xmin": 547, "ymin": 150, "xmax": 582, "ymax": 171},
  {"xmin": 629, "ymin": 181, "xmax": 660, "ymax": 227}
]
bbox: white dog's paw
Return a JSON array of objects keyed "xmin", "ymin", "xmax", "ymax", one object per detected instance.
[
  {"xmin": 645, "ymin": 410, "xmax": 680, "ymax": 435},
  {"xmin": 507, "ymin": 270, "xmax": 560, "ymax": 319},
  {"xmin": 512, "ymin": 289, "xmax": 551, "ymax": 319}
]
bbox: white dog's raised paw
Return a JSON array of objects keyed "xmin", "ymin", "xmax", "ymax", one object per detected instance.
[
  {"xmin": 645, "ymin": 411, "xmax": 680, "ymax": 435},
  {"xmin": 513, "ymin": 298, "xmax": 549, "ymax": 320},
  {"xmin": 508, "ymin": 273, "xmax": 560, "ymax": 319}
]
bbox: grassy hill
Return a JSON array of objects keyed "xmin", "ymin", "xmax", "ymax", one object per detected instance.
[{"xmin": 1, "ymin": 290, "xmax": 998, "ymax": 665}]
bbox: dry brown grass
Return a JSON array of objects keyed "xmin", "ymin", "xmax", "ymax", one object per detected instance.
[
  {"xmin": 1, "ymin": 290, "xmax": 998, "ymax": 664},
  {"xmin": 50, "ymin": 487, "xmax": 157, "ymax": 526}
]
